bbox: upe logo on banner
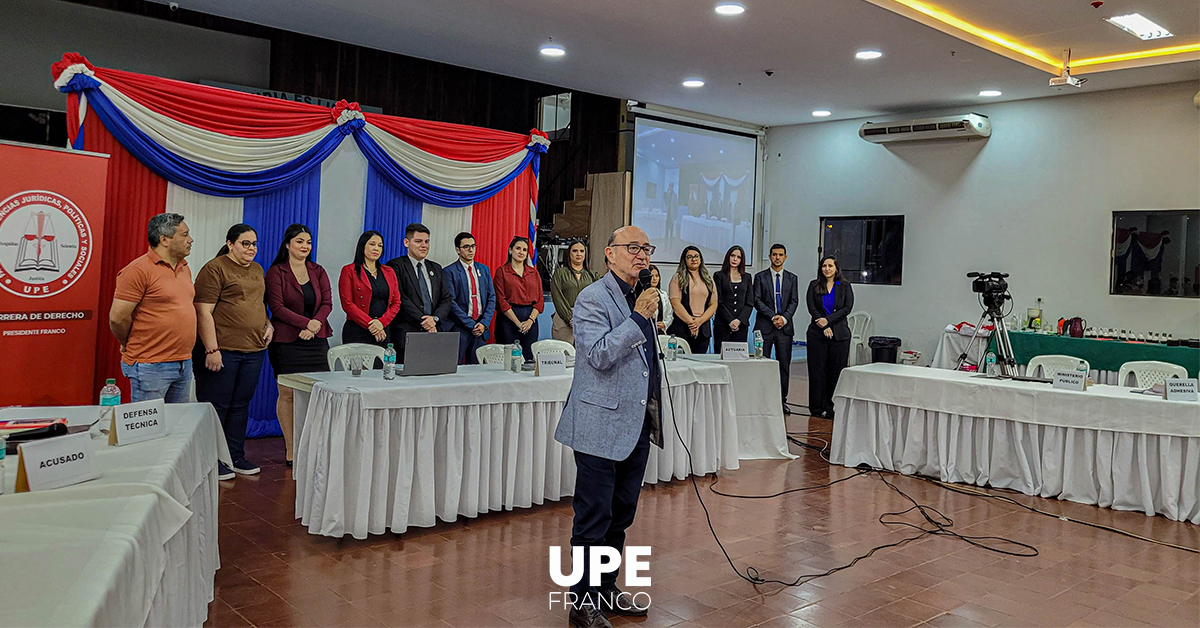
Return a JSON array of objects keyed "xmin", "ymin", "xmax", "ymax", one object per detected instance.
[
  {"xmin": 0, "ymin": 190, "xmax": 93, "ymax": 299},
  {"xmin": 547, "ymin": 546, "xmax": 651, "ymax": 611}
]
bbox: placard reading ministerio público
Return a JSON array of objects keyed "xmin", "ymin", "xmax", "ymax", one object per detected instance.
[
  {"xmin": 107, "ymin": 398, "xmax": 167, "ymax": 446},
  {"xmin": 14, "ymin": 431, "xmax": 100, "ymax": 492}
]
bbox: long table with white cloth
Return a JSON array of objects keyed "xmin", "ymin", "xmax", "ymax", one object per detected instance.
[
  {"xmin": 680, "ymin": 354, "xmax": 796, "ymax": 460},
  {"xmin": 281, "ymin": 361, "xmax": 740, "ymax": 539},
  {"xmin": 830, "ymin": 364, "xmax": 1199, "ymax": 523},
  {"xmin": 0, "ymin": 403, "xmax": 231, "ymax": 627}
]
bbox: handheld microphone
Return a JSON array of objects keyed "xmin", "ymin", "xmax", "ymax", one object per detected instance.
[{"xmin": 636, "ymin": 269, "xmax": 653, "ymax": 295}]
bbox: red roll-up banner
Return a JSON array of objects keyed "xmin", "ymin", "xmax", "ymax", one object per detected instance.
[{"xmin": 0, "ymin": 140, "xmax": 108, "ymax": 406}]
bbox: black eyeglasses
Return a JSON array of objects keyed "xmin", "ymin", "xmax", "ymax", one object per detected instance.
[
  {"xmin": 458, "ymin": 244, "xmax": 477, "ymax": 250},
  {"xmin": 611, "ymin": 243, "xmax": 656, "ymax": 256},
  {"xmin": 239, "ymin": 240, "xmax": 258, "ymax": 248}
]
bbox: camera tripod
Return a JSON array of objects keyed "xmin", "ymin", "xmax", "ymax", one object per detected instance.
[{"xmin": 955, "ymin": 308, "xmax": 1018, "ymax": 377}]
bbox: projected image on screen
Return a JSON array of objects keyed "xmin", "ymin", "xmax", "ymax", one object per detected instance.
[{"xmin": 632, "ymin": 117, "xmax": 757, "ymax": 265}]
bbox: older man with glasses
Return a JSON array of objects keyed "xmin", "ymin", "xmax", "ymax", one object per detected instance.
[{"xmin": 554, "ymin": 226, "xmax": 662, "ymax": 628}]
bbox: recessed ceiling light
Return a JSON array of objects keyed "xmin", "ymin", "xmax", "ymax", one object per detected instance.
[
  {"xmin": 1105, "ymin": 13, "xmax": 1173, "ymax": 40},
  {"xmin": 979, "ymin": 89, "xmax": 1002, "ymax": 97},
  {"xmin": 669, "ymin": 138, "xmax": 675, "ymax": 143},
  {"xmin": 539, "ymin": 43, "xmax": 565, "ymax": 57},
  {"xmin": 855, "ymin": 50, "xmax": 883, "ymax": 60},
  {"xmin": 719, "ymin": 149, "xmax": 724, "ymax": 154},
  {"xmin": 714, "ymin": 3, "xmax": 745, "ymax": 16},
  {"xmin": 687, "ymin": 154, "xmax": 692, "ymax": 158},
  {"xmin": 812, "ymin": 110, "xmax": 832, "ymax": 117},
  {"xmin": 651, "ymin": 143, "xmax": 655, "ymax": 147},
  {"xmin": 682, "ymin": 79, "xmax": 705, "ymax": 88}
]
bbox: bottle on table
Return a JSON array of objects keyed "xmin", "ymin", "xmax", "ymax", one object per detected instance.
[
  {"xmin": 666, "ymin": 337, "xmax": 678, "ymax": 361},
  {"xmin": 383, "ymin": 343, "xmax": 397, "ymax": 380},
  {"xmin": 510, "ymin": 343, "xmax": 522, "ymax": 373},
  {"xmin": 753, "ymin": 330, "xmax": 764, "ymax": 359},
  {"xmin": 99, "ymin": 378, "xmax": 121, "ymax": 407}
]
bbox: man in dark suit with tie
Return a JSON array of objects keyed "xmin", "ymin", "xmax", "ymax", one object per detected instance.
[
  {"xmin": 442, "ymin": 232, "xmax": 496, "ymax": 364},
  {"xmin": 386, "ymin": 222, "xmax": 452, "ymax": 363},
  {"xmin": 753, "ymin": 243, "xmax": 799, "ymax": 414}
]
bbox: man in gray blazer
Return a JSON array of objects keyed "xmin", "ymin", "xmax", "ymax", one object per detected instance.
[{"xmin": 554, "ymin": 226, "xmax": 662, "ymax": 628}]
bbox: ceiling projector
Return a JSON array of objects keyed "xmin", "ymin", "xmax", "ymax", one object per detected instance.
[{"xmin": 1049, "ymin": 72, "xmax": 1082, "ymax": 89}]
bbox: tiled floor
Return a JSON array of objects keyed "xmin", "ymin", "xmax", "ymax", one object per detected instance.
[{"xmin": 206, "ymin": 371, "xmax": 1199, "ymax": 627}]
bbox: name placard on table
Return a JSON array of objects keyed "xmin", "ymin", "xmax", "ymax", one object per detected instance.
[
  {"xmin": 535, "ymin": 352, "xmax": 567, "ymax": 377},
  {"xmin": 1166, "ymin": 379, "xmax": 1199, "ymax": 401},
  {"xmin": 14, "ymin": 431, "xmax": 100, "ymax": 492},
  {"xmin": 1052, "ymin": 370, "xmax": 1087, "ymax": 392},
  {"xmin": 108, "ymin": 398, "xmax": 168, "ymax": 446},
  {"xmin": 721, "ymin": 343, "xmax": 749, "ymax": 361}
]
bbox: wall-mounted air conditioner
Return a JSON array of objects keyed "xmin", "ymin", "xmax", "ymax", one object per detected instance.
[{"xmin": 859, "ymin": 113, "xmax": 991, "ymax": 144}]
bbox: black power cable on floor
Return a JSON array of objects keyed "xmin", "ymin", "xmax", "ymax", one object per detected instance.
[{"xmin": 657, "ymin": 341, "xmax": 1040, "ymax": 590}]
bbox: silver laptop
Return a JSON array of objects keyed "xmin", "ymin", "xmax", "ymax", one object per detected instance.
[{"xmin": 399, "ymin": 332, "xmax": 460, "ymax": 376}]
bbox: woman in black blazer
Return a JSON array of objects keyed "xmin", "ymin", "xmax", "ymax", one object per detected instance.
[
  {"xmin": 713, "ymin": 245, "xmax": 753, "ymax": 352},
  {"xmin": 805, "ymin": 256, "xmax": 855, "ymax": 419}
]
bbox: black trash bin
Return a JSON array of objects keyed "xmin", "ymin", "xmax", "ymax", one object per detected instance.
[{"xmin": 868, "ymin": 336, "xmax": 902, "ymax": 363}]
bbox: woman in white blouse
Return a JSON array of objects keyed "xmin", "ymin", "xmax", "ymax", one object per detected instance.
[{"xmin": 649, "ymin": 264, "xmax": 673, "ymax": 332}]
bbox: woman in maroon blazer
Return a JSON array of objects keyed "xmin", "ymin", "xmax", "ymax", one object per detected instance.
[
  {"xmin": 265, "ymin": 224, "xmax": 332, "ymax": 466},
  {"xmin": 339, "ymin": 230, "xmax": 401, "ymax": 348}
]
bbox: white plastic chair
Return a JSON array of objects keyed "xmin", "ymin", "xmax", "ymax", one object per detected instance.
[
  {"xmin": 1027, "ymin": 355, "xmax": 1090, "ymax": 380},
  {"xmin": 673, "ymin": 336, "xmax": 692, "ymax": 354},
  {"xmin": 328, "ymin": 343, "xmax": 386, "ymax": 371},
  {"xmin": 531, "ymin": 339, "xmax": 576, "ymax": 358},
  {"xmin": 1117, "ymin": 360, "xmax": 1188, "ymax": 388},
  {"xmin": 847, "ymin": 312, "xmax": 872, "ymax": 366},
  {"xmin": 475, "ymin": 344, "xmax": 510, "ymax": 365}
]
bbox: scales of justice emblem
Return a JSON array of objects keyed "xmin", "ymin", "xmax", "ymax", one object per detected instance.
[{"xmin": 0, "ymin": 190, "xmax": 92, "ymax": 298}]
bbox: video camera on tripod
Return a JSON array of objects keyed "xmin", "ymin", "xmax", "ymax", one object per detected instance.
[
  {"xmin": 968, "ymin": 271, "xmax": 1010, "ymax": 313},
  {"xmin": 957, "ymin": 271, "xmax": 1017, "ymax": 377}
]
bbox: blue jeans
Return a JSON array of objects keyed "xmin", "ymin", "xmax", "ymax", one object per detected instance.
[
  {"xmin": 194, "ymin": 349, "xmax": 265, "ymax": 462},
  {"xmin": 120, "ymin": 359, "xmax": 193, "ymax": 403}
]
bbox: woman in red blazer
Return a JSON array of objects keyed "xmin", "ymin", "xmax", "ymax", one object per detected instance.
[
  {"xmin": 265, "ymin": 224, "xmax": 332, "ymax": 466},
  {"xmin": 339, "ymin": 230, "xmax": 401, "ymax": 348}
]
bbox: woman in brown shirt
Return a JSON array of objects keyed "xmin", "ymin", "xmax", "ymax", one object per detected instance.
[
  {"xmin": 493, "ymin": 236, "xmax": 544, "ymax": 361},
  {"xmin": 194, "ymin": 223, "xmax": 273, "ymax": 480}
]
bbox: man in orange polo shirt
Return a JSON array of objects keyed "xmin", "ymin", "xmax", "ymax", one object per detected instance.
[{"xmin": 109, "ymin": 213, "xmax": 196, "ymax": 402}]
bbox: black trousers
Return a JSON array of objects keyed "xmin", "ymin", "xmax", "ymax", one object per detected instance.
[
  {"xmin": 569, "ymin": 413, "xmax": 654, "ymax": 599},
  {"xmin": 495, "ymin": 304, "xmax": 537, "ymax": 361},
  {"xmin": 760, "ymin": 327, "xmax": 793, "ymax": 407},
  {"xmin": 712, "ymin": 320, "xmax": 748, "ymax": 353},
  {"xmin": 193, "ymin": 348, "xmax": 265, "ymax": 462},
  {"xmin": 806, "ymin": 329, "xmax": 850, "ymax": 417}
]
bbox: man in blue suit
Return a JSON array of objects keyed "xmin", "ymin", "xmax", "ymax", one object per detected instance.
[
  {"xmin": 442, "ymin": 232, "xmax": 495, "ymax": 364},
  {"xmin": 555, "ymin": 226, "xmax": 662, "ymax": 628},
  {"xmin": 753, "ymin": 243, "xmax": 800, "ymax": 414}
]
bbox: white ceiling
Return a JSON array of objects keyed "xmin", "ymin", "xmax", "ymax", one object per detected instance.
[{"xmin": 150, "ymin": 0, "xmax": 1199, "ymax": 126}]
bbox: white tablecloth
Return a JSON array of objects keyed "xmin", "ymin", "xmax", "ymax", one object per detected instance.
[
  {"xmin": 0, "ymin": 403, "xmax": 230, "ymax": 626},
  {"xmin": 633, "ymin": 208, "xmax": 668, "ymax": 241},
  {"xmin": 930, "ymin": 330, "xmax": 985, "ymax": 369},
  {"xmin": 680, "ymin": 215, "xmax": 734, "ymax": 251},
  {"xmin": 680, "ymin": 355, "xmax": 796, "ymax": 460},
  {"xmin": 286, "ymin": 362, "xmax": 740, "ymax": 538},
  {"xmin": 830, "ymin": 364, "xmax": 1200, "ymax": 523},
  {"xmin": 930, "ymin": 330, "xmax": 1121, "ymax": 384}
]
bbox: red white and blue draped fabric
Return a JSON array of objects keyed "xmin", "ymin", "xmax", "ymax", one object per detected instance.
[{"xmin": 53, "ymin": 53, "xmax": 546, "ymax": 436}]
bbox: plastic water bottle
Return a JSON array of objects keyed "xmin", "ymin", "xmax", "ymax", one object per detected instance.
[
  {"xmin": 666, "ymin": 337, "xmax": 678, "ymax": 361},
  {"xmin": 753, "ymin": 330, "xmax": 764, "ymax": 359},
  {"xmin": 0, "ymin": 437, "xmax": 7, "ymax": 495},
  {"xmin": 99, "ymin": 378, "xmax": 121, "ymax": 407},
  {"xmin": 383, "ymin": 343, "xmax": 397, "ymax": 380},
  {"xmin": 510, "ymin": 343, "xmax": 523, "ymax": 373},
  {"xmin": 984, "ymin": 352, "xmax": 997, "ymax": 378}
]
